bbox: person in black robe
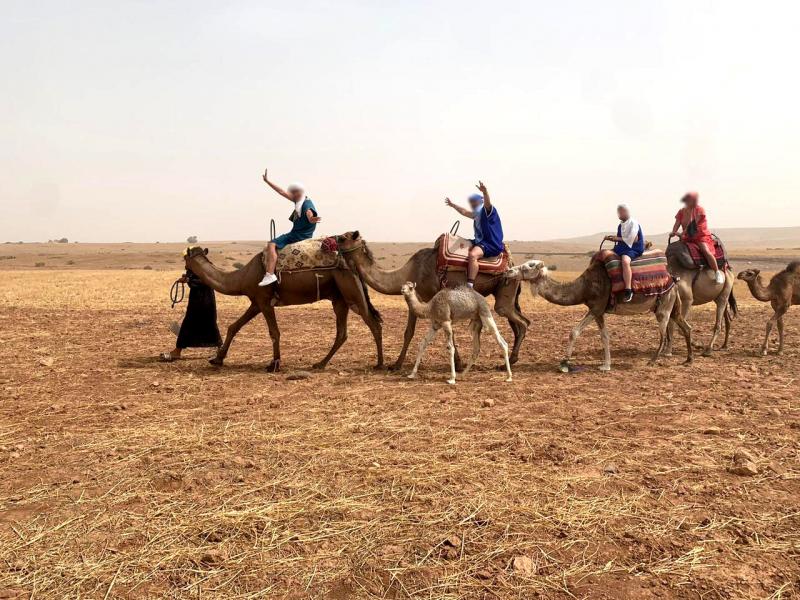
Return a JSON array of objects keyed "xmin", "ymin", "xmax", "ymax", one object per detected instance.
[{"xmin": 160, "ymin": 268, "xmax": 222, "ymax": 361}]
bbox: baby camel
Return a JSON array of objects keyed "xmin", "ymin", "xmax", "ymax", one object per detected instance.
[
  {"xmin": 401, "ymin": 282, "xmax": 513, "ymax": 384},
  {"xmin": 737, "ymin": 262, "xmax": 800, "ymax": 356}
]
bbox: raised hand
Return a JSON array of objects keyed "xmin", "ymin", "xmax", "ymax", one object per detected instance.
[
  {"xmin": 444, "ymin": 197, "xmax": 454, "ymax": 207},
  {"xmin": 262, "ymin": 168, "xmax": 269, "ymax": 183},
  {"xmin": 476, "ymin": 180, "xmax": 487, "ymax": 194}
]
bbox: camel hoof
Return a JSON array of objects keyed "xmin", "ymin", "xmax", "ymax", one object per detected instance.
[
  {"xmin": 509, "ymin": 355, "xmax": 519, "ymax": 366},
  {"xmin": 558, "ymin": 360, "xmax": 571, "ymax": 374},
  {"xmin": 388, "ymin": 362, "xmax": 404, "ymax": 372},
  {"xmin": 311, "ymin": 362, "xmax": 326, "ymax": 370},
  {"xmin": 446, "ymin": 379, "xmax": 456, "ymax": 385},
  {"xmin": 208, "ymin": 357, "xmax": 223, "ymax": 366},
  {"xmin": 702, "ymin": 349, "xmax": 713, "ymax": 358},
  {"xmin": 373, "ymin": 363, "xmax": 387, "ymax": 371},
  {"xmin": 598, "ymin": 364, "xmax": 611, "ymax": 372},
  {"xmin": 265, "ymin": 360, "xmax": 281, "ymax": 373},
  {"xmin": 505, "ymin": 377, "xmax": 513, "ymax": 383},
  {"xmin": 407, "ymin": 373, "xmax": 416, "ymax": 380},
  {"xmin": 683, "ymin": 358, "xmax": 693, "ymax": 366}
]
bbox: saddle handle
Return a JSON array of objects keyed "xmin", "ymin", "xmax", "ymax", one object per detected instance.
[
  {"xmin": 449, "ymin": 220, "xmax": 460, "ymax": 236},
  {"xmin": 269, "ymin": 218, "xmax": 276, "ymax": 242},
  {"xmin": 667, "ymin": 232, "xmax": 680, "ymax": 246}
]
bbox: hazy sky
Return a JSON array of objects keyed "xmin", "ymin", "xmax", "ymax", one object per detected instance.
[{"xmin": 2, "ymin": 0, "xmax": 799, "ymax": 243}]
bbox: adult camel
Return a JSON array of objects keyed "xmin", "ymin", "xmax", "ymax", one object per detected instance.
[
  {"xmin": 665, "ymin": 236, "xmax": 737, "ymax": 356},
  {"xmin": 738, "ymin": 262, "xmax": 800, "ymax": 356},
  {"xmin": 506, "ymin": 259, "xmax": 693, "ymax": 371},
  {"xmin": 183, "ymin": 247, "xmax": 384, "ymax": 371},
  {"xmin": 336, "ymin": 231, "xmax": 529, "ymax": 370}
]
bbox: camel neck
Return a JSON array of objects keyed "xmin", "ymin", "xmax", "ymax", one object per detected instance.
[
  {"xmin": 186, "ymin": 256, "xmax": 247, "ymax": 296},
  {"xmin": 403, "ymin": 291, "xmax": 431, "ymax": 318},
  {"xmin": 349, "ymin": 246, "xmax": 418, "ymax": 295},
  {"xmin": 534, "ymin": 273, "xmax": 587, "ymax": 306},
  {"xmin": 748, "ymin": 276, "xmax": 772, "ymax": 302}
]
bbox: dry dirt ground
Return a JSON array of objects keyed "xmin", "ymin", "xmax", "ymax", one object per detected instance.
[{"xmin": 1, "ymin": 254, "xmax": 799, "ymax": 598}]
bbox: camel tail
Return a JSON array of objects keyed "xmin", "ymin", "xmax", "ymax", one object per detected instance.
[
  {"xmin": 361, "ymin": 279, "xmax": 383, "ymax": 323},
  {"xmin": 726, "ymin": 289, "xmax": 739, "ymax": 320}
]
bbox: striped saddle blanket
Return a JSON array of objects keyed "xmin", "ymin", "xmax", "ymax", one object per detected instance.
[
  {"xmin": 435, "ymin": 233, "xmax": 511, "ymax": 274},
  {"xmin": 276, "ymin": 238, "xmax": 339, "ymax": 272},
  {"xmin": 597, "ymin": 249, "xmax": 674, "ymax": 296}
]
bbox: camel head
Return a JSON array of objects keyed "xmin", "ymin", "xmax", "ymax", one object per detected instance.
[
  {"xmin": 400, "ymin": 281, "xmax": 417, "ymax": 297},
  {"xmin": 506, "ymin": 260, "xmax": 547, "ymax": 283},
  {"xmin": 737, "ymin": 268, "xmax": 760, "ymax": 282},
  {"xmin": 183, "ymin": 246, "xmax": 209, "ymax": 266},
  {"xmin": 337, "ymin": 231, "xmax": 361, "ymax": 251}
]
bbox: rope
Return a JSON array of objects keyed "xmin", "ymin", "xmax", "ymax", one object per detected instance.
[
  {"xmin": 449, "ymin": 220, "xmax": 460, "ymax": 236},
  {"xmin": 170, "ymin": 280, "xmax": 185, "ymax": 309}
]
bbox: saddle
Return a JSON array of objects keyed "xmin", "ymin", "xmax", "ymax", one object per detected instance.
[
  {"xmin": 276, "ymin": 237, "xmax": 339, "ymax": 272},
  {"xmin": 596, "ymin": 249, "xmax": 675, "ymax": 296},
  {"xmin": 666, "ymin": 235, "xmax": 728, "ymax": 271},
  {"xmin": 435, "ymin": 233, "xmax": 511, "ymax": 276}
]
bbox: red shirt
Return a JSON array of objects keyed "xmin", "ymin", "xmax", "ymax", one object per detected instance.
[{"xmin": 675, "ymin": 205, "xmax": 712, "ymax": 244}]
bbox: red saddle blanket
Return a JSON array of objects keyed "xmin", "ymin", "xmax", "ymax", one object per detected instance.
[
  {"xmin": 686, "ymin": 238, "xmax": 728, "ymax": 269},
  {"xmin": 436, "ymin": 233, "xmax": 510, "ymax": 274},
  {"xmin": 597, "ymin": 249, "xmax": 674, "ymax": 296}
]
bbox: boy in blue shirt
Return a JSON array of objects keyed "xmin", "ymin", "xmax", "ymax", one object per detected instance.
[
  {"xmin": 444, "ymin": 181, "xmax": 504, "ymax": 288},
  {"xmin": 258, "ymin": 168, "xmax": 322, "ymax": 287}
]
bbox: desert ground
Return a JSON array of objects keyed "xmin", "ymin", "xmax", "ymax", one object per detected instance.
[{"xmin": 1, "ymin": 242, "xmax": 799, "ymax": 599}]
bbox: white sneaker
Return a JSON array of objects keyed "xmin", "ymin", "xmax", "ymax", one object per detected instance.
[
  {"xmin": 714, "ymin": 270, "xmax": 725, "ymax": 285},
  {"xmin": 258, "ymin": 272, "xmax": 278, "ymax": 287}
]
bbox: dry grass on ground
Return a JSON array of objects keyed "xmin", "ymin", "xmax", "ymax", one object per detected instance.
[{"xmin": 0, "ymin": 268, "xmax": 799, "ymax": 599}]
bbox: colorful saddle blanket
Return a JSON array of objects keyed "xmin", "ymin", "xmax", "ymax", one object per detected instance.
[
  {"xmin": 276, "ymin": 237, "xmax": 339, "ymax": 272},
  {"xmin": 597, "ymin": 249, "xmax": 674, "ymax": 296},
  {"xmin": 685, "ymin": 237, "xmax": 728, "ymax": 270},
  {"xmin": 435, "ymin": 233, "xmax": 511, "ymax": 275}
]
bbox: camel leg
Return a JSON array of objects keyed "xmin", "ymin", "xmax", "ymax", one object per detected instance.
[
  {"xmin": 262, "ymin": 304, "xmax": 281, "ymax": 372},
  {"xmin": 672, "ymin": 309, "xmax": 694, "ymax": 365},
  {"xmin": 462, "ymin": 319, "xmax": 483, "ymax": 376},
  {"xmin": 650, "ymin": 294, "xmax": 677, "ymax": 365},
  {"xmin": 494, "ymin": 284, "xmax": 528, "ymax": 365},
  {"xmin": 391, "ymin": 312, "xmax": 417, "ymax": 371},
  {"xmin": 408, "ymin": 324, "xmax": 438, "ymax": 380},
  {"xmin": 721, "ymin": 310, "xmax": 732, "ymax": 349},
  {"xmin": 773, "ymin": 306, "xmax": 788, "ymax": 355},
  {"xmin": 563, "ymin": 311, "xmax": 595, "ymax": 369},
  {"xmin": 443, "ymin": 321, "xmax": 457, "ymax": 385},
  {"xmin": 594, "ymin": 314, "xmax": 611, "ymax": 372},
  {"xmin": 312, "ymin": 296, "xmax": 349, "ymax": 370},
  {"xmin": 484, "ymin": 315, "xmax": 512, "ymax": 382},
  {"xmin": 666, "ymin": 284, "xmax": 691, "ymax": 356},
  {"xmin": 761, "ymin": 312, "xmax": 777, "ymax": 356},
  {"xmin": 210, "ymin": 302, "xmax": 260, "ymax": 366},
  {"xmin": 703, "ymin": 294, "xmax": 728, "ymax": 356}
]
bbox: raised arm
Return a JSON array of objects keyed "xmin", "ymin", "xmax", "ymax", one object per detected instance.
[
  {"xmin": 671, "ymin": 217, "xmax": 682, "ymax": 236},
  {"xmin": 262, "ymin": 168, "xmax": 293, "ymax": 201},
  {"xmin": 444, "ymin": 197, "xmax": 475, "ymax": 219},
  {"xmin": 476, "ymin": 181, "xmax": 492, "ymax": 213}
]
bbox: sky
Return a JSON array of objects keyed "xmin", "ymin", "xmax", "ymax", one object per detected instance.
[{"xmin": 1, "ymin": 0, "xmax": 799, "ymax": 243}]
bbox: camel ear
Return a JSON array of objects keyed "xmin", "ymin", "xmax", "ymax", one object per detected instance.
[
  {"xmin": 203, "ymin": 248, "xmax": 209, "ymax": 255},
  {"xmin": 353, "ymin": 231, "xmax": 360, "ymax": 240},
  {"xmin": 753, "ymin": 269, "xmax": 760, "ymax": 275}
]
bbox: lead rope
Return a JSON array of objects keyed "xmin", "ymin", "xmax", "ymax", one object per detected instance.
[
  {"xmin": 170, "ymin": 280, "xmax": 185, "ymax": 308},
  {"xmin": 315, "ymin": 273, "xmax": 322, "ymax": 301}
]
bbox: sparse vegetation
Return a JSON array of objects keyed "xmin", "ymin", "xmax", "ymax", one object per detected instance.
[
  {"xmin": 187, "ymin": 235, "xmax": 198, "ymax": 244},
  {"xmin": 34, "ymin": 262, "xmax": 45, "ymax": 267},
  {"xmin": 143, "ymin": 265, "xmax": 153, "ymax": 270}
]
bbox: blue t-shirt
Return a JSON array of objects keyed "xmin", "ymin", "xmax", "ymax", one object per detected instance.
[
  {"xmin": 472, "ymin": 204, "xmax": 504, "ymax": 256},
  {"xmin": 613, "ymin": 223, "xmax": 645, "ymax": 255},
  {"xmin": 287, "ymin": 198, "xmax": 317, "ymax": 240}
]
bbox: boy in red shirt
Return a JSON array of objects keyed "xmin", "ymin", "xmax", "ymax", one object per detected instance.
[{"xmin": 671, "ymin": 191, "xmax": 724, "ymax": 284}]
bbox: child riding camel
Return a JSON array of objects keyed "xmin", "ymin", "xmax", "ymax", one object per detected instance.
[
  {"xmin": 444, "ymin": 181, "xmax": 504, "ymax": 288},
  {"xmin": 671, "ymin": 191, "xmax": 724, "ymax": 285},
  {"xmin": 604, "ymin": 203, "xmax": 645, "ymax": 303},
  {"xmin": 258, "ymin": 168, "xmax": 322, "ymax": 287}
]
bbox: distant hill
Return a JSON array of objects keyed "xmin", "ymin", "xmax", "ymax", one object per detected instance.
[{"xmin": 545, "ymin": 226, "xmax": 800, "ymax": 251}]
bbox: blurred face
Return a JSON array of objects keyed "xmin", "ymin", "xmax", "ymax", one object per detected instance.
[
  {"xmin": 289, "ymin": 187, "xmax": 305, "ymax": 202},
  {"xmin": 617, "ymin": 206, "xmax": 630, "ymax": 221},
  {"xmin": 682, "ymin": 194, "xmax": 698, "ymax": 208},
  {"xmin": 468, "ymin": 197, "xmax": 483, "ymax": 211}
]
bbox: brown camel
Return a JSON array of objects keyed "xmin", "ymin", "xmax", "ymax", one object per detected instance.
[
  {"xmin": 737, "ymin": 262, "xmax": 800, "ymax": 356},
  {"xmin": 506, "ymin": 259, "xmax": 693, "ymax": 370},
  {"xmin": 336, "ymin": 231, "xmax": 529, "ymax": 370},
  {"xmin": 183, "ymin": 246, "xmax": 384, "ymax": 371},
  {"xmin": 665, "ymin": 240, "xmax": 738, "ymax": 356}
]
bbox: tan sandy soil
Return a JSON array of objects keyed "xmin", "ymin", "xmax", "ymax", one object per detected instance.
[{"xmin": 0, "ymin": 259, "xmax": 798, "ymax": 598}]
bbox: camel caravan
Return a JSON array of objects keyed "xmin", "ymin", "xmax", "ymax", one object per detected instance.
[{"xmin": 162, "ymin": 170, "xmax": 799, "ymax": 382}]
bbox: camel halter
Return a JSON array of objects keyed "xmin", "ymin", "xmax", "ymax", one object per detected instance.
[{"xmin": 338, "ymin": 240, "xmax": 365, "ymax": 255}]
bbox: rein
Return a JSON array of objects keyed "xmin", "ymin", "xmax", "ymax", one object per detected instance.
[{"xmin": 338, "ymin": 241, "xmax": 365, "ymax": 255}]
